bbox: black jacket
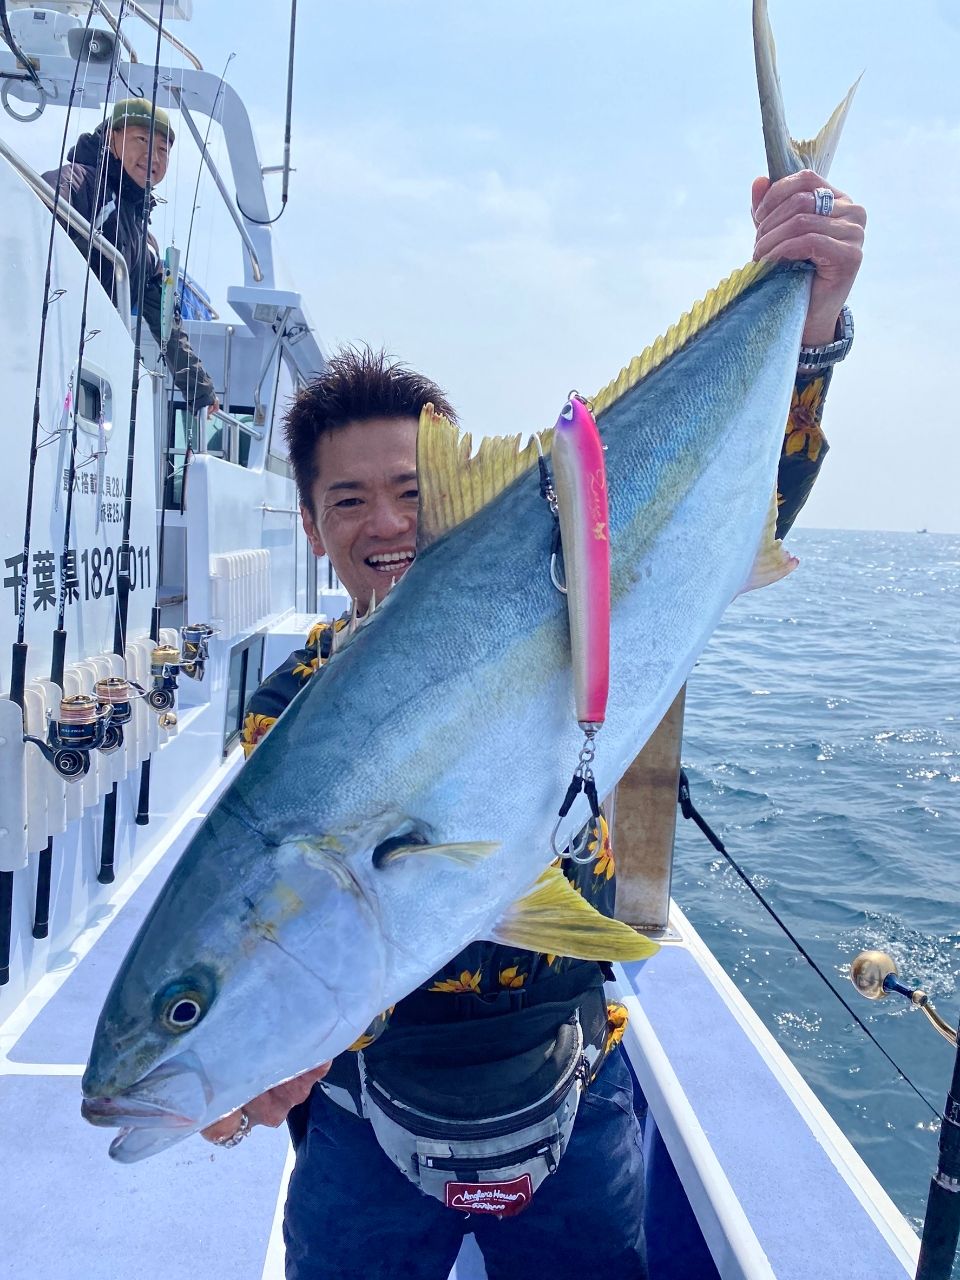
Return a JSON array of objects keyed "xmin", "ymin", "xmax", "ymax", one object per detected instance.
[{"xmin": 43, "ymin": 124, "xmax": 216, "ymax": 413}]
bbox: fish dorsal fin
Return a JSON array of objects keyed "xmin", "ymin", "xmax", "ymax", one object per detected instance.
[
  {"xmin": 740, "ymin": 489, "xmax": 799, "ymax": 594},
  {"xmin": 417, "ymin": 404, "xmax": 548, "ymax": 551},
  {"xmin": 488, "ymin": 865, "xmax": 658, "ymax": 962},
  {"xmin": 331, "ymin": 590, "xmax": 387, "ymax": 656},
  {"xmin": 591, "ymin": 259, "xmax": 779, "ymax": 418}
]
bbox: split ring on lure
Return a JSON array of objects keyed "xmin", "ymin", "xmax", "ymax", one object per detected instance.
[{"xmin": 546, "ymin": 393, "xmax": 611, "ymax": 862}]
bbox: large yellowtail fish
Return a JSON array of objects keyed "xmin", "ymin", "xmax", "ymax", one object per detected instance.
[{"xmin": 82, "ymin": 0, "xmax": 858, "ymax": 1161}]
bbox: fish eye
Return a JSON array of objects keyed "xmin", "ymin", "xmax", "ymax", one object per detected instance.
[
  {"xmin": 560, "ymin": 401, "xmax": 574, "ymax": 421},
  {"xmin": 155, "ymin": 971, "xmax": 215, "ymax": 1033},
  {"xmin": 162, "ymin": 995, "xmax": 204, "ymax": 1031}
]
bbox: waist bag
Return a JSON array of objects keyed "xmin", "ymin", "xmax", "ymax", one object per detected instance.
[
  {"xmin": 360, "ymin": 1013, "xmax": 586, "ymax": 1215},
  {"xmin": 322, "ymin": 969, "xmax": 609, "ymax": 1217}
]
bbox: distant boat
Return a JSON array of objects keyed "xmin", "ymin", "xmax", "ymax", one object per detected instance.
[{"xmin": 918, "ymin": 527, "xmax": 929, "ymax": 533}]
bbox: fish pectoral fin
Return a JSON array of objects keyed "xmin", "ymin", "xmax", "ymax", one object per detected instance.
[
  {"xmin": 487, "ymin": 866, "xmax": 658, "ymax": 962},
  {"xmin": 375, "ymin": 839, "xmax": 501, "ymax": 869},
  {"xmin": 740, "ymin": 490, "xmax": 798, "ymax": 594},
  {"xmin": 416, "ymin": 404, "xmax": 546, "ymax": 551}
]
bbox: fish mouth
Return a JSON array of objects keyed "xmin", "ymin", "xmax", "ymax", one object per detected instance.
[
  {"xmin": 82, "ymin": 1051, "xmax": 213, "ymax": 1163},
  {"xmin": 81, "ymin": 1095, "xmax": 193, "ymax": 1127}
]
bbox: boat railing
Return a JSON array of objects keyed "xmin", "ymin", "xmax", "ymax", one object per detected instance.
[
  {"xmin": 205, "ymin": 409, "xmax": 265, "ymax": 465},
  {"xmin": 169, "ymin": 87, "xmax": 264, "ymax": 285},
  {"xmin": 103, "ymin": 0, "xmax": 203, "ymax": 70},
  {"xmin": 0, "ymin": 135, "xmax": 132, "ymax": 331}
]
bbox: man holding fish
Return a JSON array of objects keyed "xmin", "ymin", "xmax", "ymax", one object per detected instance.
[
  {"xmin": 190, "ymin": 167, "xmax": 866, "ymax": 1279},
  {"xmin": 83, "ymin": 4, "xmax": 868, "ymax": 1273}
]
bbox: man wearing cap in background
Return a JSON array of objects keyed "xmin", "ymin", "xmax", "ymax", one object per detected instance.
[{"xmin": 43, "ymin": 98, "xmax": 219, "ymax": 418}]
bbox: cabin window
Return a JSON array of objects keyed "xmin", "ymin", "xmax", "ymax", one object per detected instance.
[
  {"xmin": 75, "ymin": 365, "xmax": 113, "ymax": 438},
  {"xmin": 164, "ymin": 403, "xmax": 257, "ymax": 508},
  {"xmin": 224, "ymin": 635, "xmax": 265, "ymax": 752}
]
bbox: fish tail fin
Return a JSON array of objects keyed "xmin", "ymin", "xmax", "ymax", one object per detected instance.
[
  {"xmin": 740, "ymin": 490, "xmax": 799, "ymax": 594},
  {"xmin": 754, "ymin": 0, "xmax": 861, "ymax": 182}
]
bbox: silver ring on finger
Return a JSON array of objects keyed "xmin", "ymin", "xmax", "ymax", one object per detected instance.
[{"xmin": 813, "ymin": 187, "xmax": 835, "ymax": 217}]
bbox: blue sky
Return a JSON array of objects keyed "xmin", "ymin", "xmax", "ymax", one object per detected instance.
[{"xmin": 11, "ymin": 1, "xmax": 960, "ymax": 531}]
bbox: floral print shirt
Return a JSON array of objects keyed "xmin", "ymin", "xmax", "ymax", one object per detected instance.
[{"xmin": 241, "ymin": 367, "xmax": 832, "ymax": 1051}]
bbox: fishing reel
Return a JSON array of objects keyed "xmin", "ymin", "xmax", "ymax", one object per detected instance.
[
  {"xmin": 145, "ymin": 644, "xmax": 182, "ymax": 713},
  {"xmin": 24, "ymin": 694, "xmax": 113, "ymax": 781},
  {"xmin": 850, "ymin": 950, "xmax": 958, "ymax": 1048},
  {"xmin": 94, "ymin": 678, "xmax": 134, "ymax": 754},
  {"xmin": 180, "ymin": 622, "xmax": 216, "ymax": 681}
]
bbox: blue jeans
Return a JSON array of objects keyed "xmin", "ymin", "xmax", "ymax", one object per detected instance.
[{"xmin": 283, "ymin": 1047, "xmax": 647, "ymax": 1280}]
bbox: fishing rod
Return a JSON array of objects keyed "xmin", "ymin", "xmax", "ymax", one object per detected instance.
[
  {"xmin": 125, "ymin": 49, "xmax": 233, "ymax": 847},
  {"xmin": 1, "ymin": 0, "xmax": 101, "ymax": 977},
  {"xmin": 849, "ymin": 952, "xmax": 960, "ymax": 1280},
  {"xmin": 98, "ymin": 0, "xmax": 167, "ymax": 884},
  {"xmin": 914, "ymin": 1020, "xmax": 960, "ymax": 1279},
  {"xmin": 32, "ymin": 4, "xmax": 132, "ymax": 926},
  {"xmin": 236, "ymin": 0, "xmax": 296, "ymax": 225}
]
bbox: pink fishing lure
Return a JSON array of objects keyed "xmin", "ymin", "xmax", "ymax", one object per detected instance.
[{"xmin": 550, "ymin": 395, "xmax": 610, "ymax": 729}]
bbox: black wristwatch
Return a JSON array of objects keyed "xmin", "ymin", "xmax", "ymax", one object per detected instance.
[{"xmin": 798, "ymin": 305, "xmax": 854, "ymax": 372}]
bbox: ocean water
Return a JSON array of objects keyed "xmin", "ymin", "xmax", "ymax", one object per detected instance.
[{"xmin": 672, "ymin": 527, "xmax": 960, "ymax": 1245}]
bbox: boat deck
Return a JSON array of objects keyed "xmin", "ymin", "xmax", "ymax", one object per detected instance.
[{"xmin": 0, "ymin": 755, "xmax": 920, "ymax": 1280}]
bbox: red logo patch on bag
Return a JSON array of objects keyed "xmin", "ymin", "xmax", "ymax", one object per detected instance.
[{"xmin": 445, "ymin": 1174, "xmax": 533, "ymax": 1217}]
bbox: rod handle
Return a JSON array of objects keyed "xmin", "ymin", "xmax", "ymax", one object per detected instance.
[
  {"xmin": 98, "ymin": 785, "xmax": 118, "ymax": 884},
  {"xmin": 32, "ymin": 839, "xmax": 53, "ymax": 939},
  {"xmin": 136, "ymin": 759, "xmax": 151, "ymax": 826}
]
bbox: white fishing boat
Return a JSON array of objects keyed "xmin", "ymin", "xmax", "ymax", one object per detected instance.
[{"xmin": 0, "ymin": 4, "xmax": 949, "ymax": 1278}]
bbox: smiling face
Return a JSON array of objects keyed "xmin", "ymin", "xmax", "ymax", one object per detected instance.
[
  {"xmin": 111, "ymin": 124, "xmax": 171, "ymax": 189},
  {"xmin": 301, "ymin": 416, "xmax": 419, "ymax": 612}
]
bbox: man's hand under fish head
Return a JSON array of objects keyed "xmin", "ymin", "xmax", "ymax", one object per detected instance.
[{"xmin": 201, "ymin": 1062, "xmax": 332, "ymax": 1143}]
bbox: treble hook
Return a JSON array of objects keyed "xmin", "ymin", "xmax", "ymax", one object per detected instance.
[{"xmin": 550, "ymin": 732, "xmax": 602, "ymax": 863}]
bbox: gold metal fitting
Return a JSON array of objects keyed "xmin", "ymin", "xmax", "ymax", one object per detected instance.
[
  {"xmin": 158, "ymin": 711, "xmax": 178, "ymax": 729},
  {"xmin": 151, "ymin": 645, "xmax": 180, "ymax": 666},
  {"xmin": 851, "ymin": 949, "xmax": 957, "ymax": 1047},
  {"xmin": 850, "ymin": 950, "xmax": 897, "ymax": 1000},
  {"xmin": 59, "ymin": 694, "xmax": 98, "ymax": 725}
]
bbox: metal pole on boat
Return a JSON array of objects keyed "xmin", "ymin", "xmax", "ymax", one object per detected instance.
[{"xmin": 914, "ymin": 1021, "xmax": 960, "ymax": 1280}]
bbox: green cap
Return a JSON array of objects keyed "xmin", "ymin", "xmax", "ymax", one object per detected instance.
[{"xmin": 110, "ymin": 98, "xmax": 175, "ymax": 144}]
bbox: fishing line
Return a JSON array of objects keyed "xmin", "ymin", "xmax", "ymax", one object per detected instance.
[
  {"xmin": 170, "ymin": 53, "xmax": 231, "ymax": 441},
  {"xmin": 152, "ymin": 58, "xmax": 183, "ymax": 592},
  {"xmin": 54, "ymin": 0, "xmax": 131, "ymax": 660},
  {"xmin": 235, "ymin": 0, "xmax": 296, "ymax": 225},
  {"xmin": 99, "ymin": 0, "xmax": 167, "ymax": 880},
  {"xmin": 677, "ymin": 768, "xmax": 942, "ymax": 1121}
]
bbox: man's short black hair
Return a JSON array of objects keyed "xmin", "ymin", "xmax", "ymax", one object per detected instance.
[{"xmin": 284, "ymin": 346, "xmax": 457, "ymax": 510}]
